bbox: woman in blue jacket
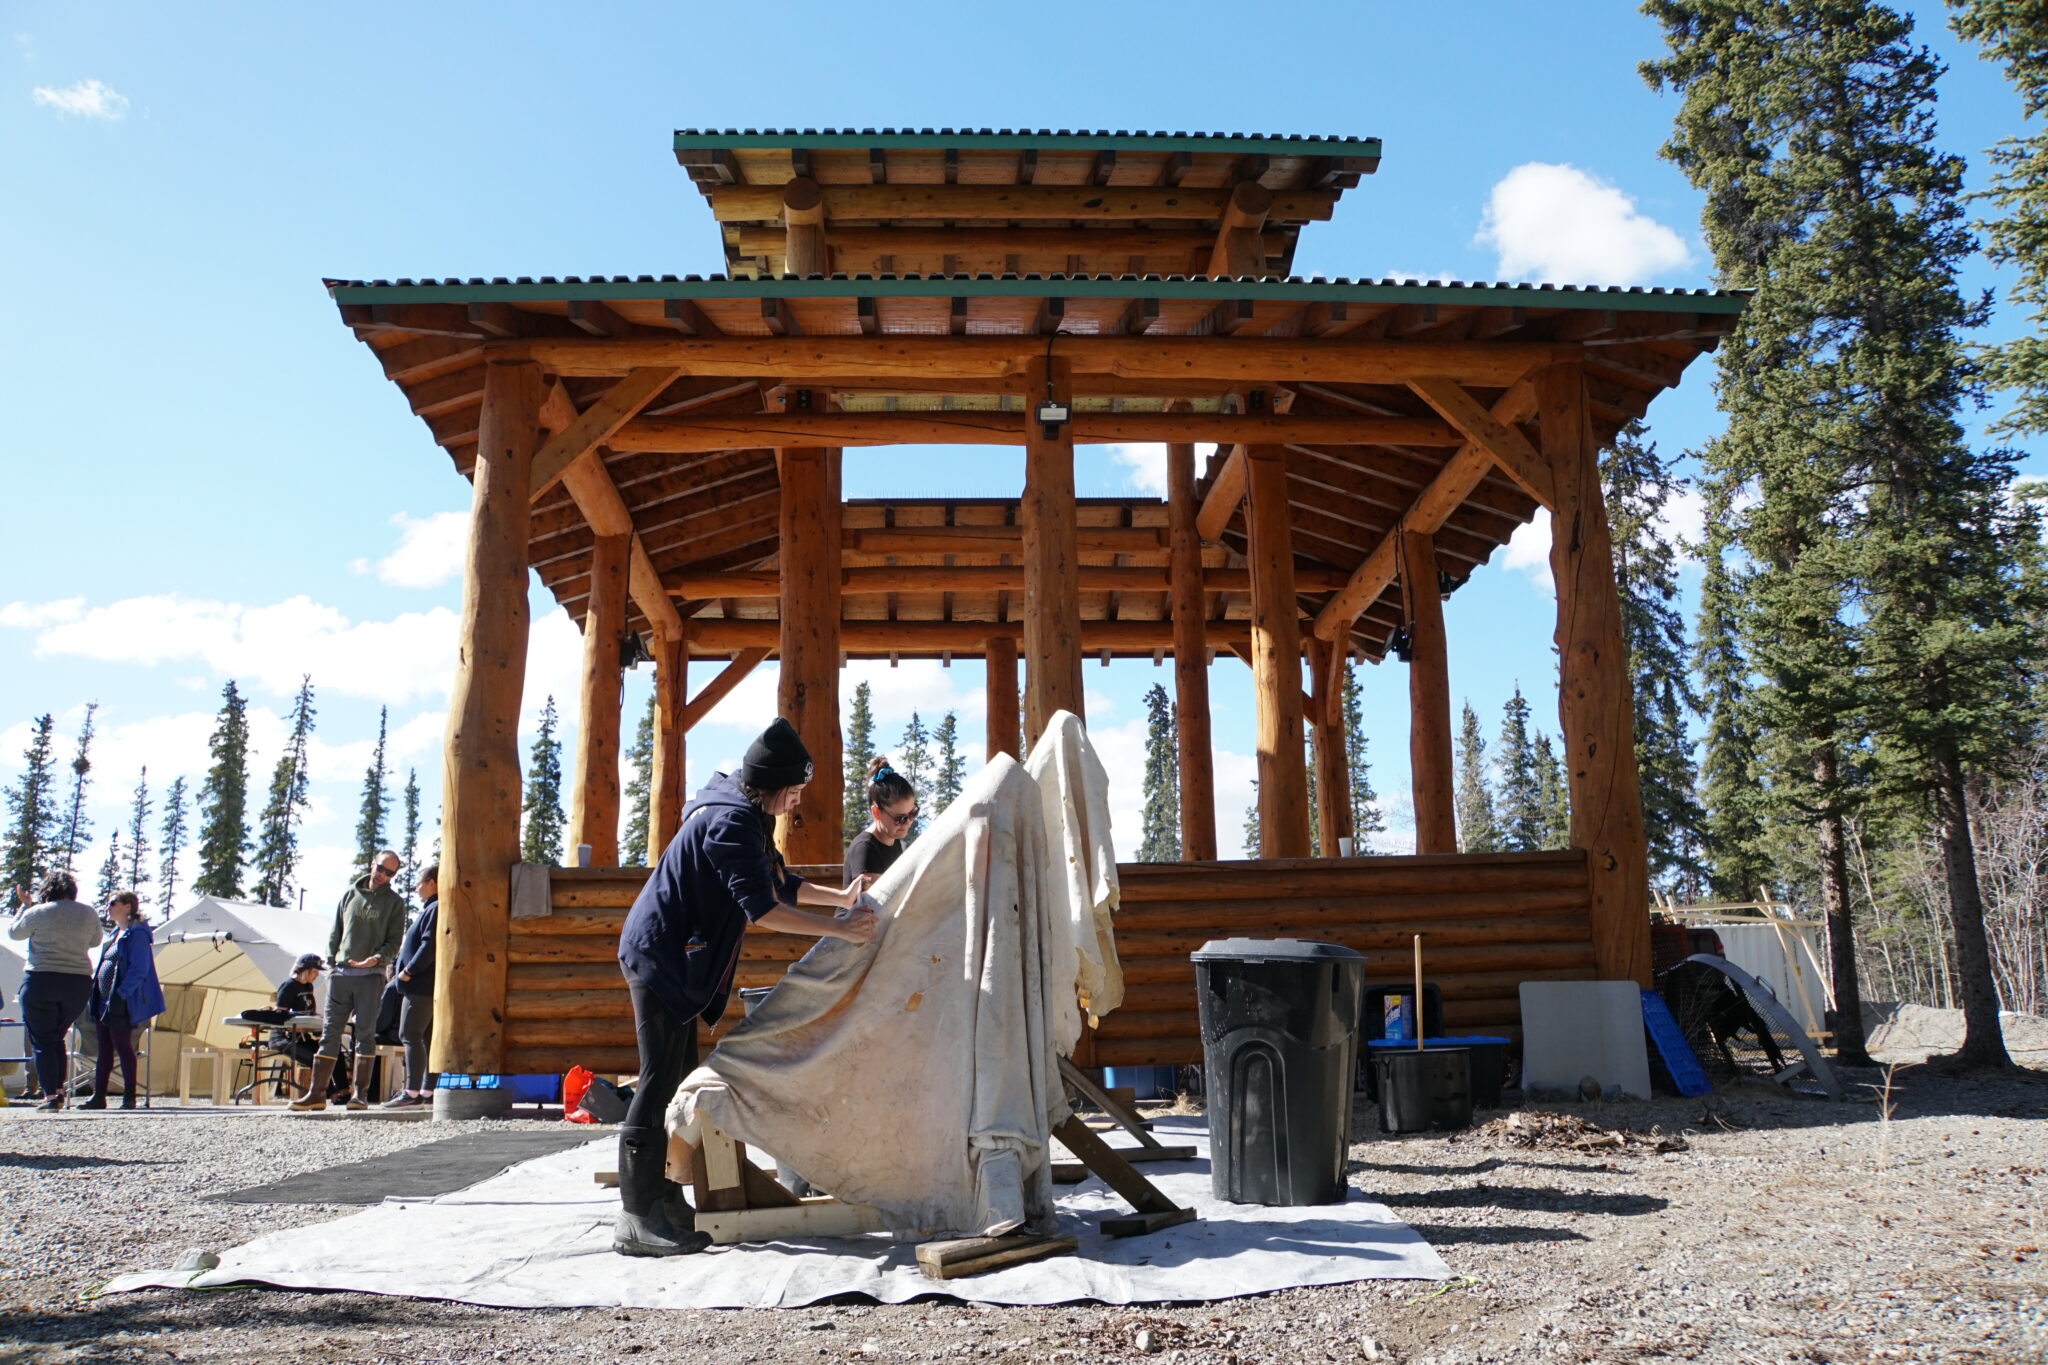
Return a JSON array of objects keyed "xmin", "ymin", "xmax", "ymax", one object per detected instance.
[
  {"xmin": 613, "ymin": 717, "xmax": 877, "ymax": 1257},
  {"xmin": 83, "ymin": 891, "xmax": 166, "ymax": 1109}
]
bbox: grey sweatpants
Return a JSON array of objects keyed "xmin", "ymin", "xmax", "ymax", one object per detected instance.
[
  {"xmin": 317, "ymin": 972, "xmax": 384, "ymax": 1060},
  {"xmin": 398, "ymin": 993, "xmax": 432, "ymax": 1092}
]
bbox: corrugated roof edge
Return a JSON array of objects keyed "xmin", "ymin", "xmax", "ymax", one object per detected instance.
[
  {"xmin": 324, "ymin": 274, "xmax": 1747, "ymax": 314},
  {"xmin": 672, "ymin": 128, "xmax": 1383, "ymax": 157}
]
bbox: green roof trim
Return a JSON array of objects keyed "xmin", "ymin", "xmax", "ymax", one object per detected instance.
[
  {"xmin": 326, "ymin": 275, "xmax": 1745, "ymax": 314},
  {"xmin": 673, "ymin": 128, "xmax": 1383, "ymax": 159}
]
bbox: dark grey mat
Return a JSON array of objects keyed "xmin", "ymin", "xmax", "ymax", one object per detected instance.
[{"xmin": 209, "ymin": 1129, "xmax": 607, "ymax": 1204}]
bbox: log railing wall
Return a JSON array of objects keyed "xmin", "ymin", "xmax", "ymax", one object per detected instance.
[{"xmin": 506, "ymin": 850, "xmax": 1595, "ymax": 1078}]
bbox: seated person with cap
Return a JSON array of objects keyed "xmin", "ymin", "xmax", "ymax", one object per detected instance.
[{"xmin": 272, "ymin": 954, "xmax": 325, "ymax": 1099}]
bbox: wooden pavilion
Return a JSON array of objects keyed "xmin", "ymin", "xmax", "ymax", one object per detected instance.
[{"xmin": 325, "ymin": 129, "xmax": 1742, "ymax": 1110}]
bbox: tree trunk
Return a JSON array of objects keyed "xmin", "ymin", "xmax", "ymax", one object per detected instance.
[
  {"xmin": 1813, "ymin": 745, "xmax": 1872, "ymax": 1067},
  {"xmin": 1932, "ymin": 736, "xmax": 2013, "ymax": 1068}
]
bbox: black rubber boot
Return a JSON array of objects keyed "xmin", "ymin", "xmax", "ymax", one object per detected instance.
[{"xmin": 614, "ymin": 1126, "xmax": 710, "ymax": 1257}]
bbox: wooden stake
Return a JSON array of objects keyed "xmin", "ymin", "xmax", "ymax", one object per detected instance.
[
  {"xmin": 1245, "ymin": 445, "xmax": 1310, "ymax": 857},
  {"xmin": 649, "ymin": 631, "xmax": 687, "ymax": 856},
  {"xmin": 1414, "ymin": 932, "xmax": 1425, "ymax": 1049},
  {"xmin": 1021, "ymin": 354, "xmax": 1084, "ymax": 736},
  {"xmin": 569, "ymin": 533, "xmax": 627, "ymax": 866},
  {"xmin": 1167, "ymin": 441, "xmax": 1217, "ymax": 860},
  {"xmin": 777, "ymin": 447, "xmax": 845, "ymax": 864},
  {"xmin": 432, "ymin": 360, "xmax": 540, "ymax": 1080},
  {"xmin": 985, "ymin": 636, "xmax": 1020, "ymax": 761},
  {"xmin": 1402, "ymin": 529, "xmax": 1458, "ymax": 855}
]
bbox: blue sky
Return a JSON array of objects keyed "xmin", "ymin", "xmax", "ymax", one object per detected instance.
[{"xmin": 2, "ymin": 2, "xmax": 2041, "ymax": 906}]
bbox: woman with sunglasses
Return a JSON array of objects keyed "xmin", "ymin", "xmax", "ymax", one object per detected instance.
[{"xmin": 844, "ymin": 757, "xmax": 918, "ymax": 889}]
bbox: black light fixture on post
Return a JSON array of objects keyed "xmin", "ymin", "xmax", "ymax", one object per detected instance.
[
  {"xmin": 619, "ymin": 631, "xmax": 655, "ymax": 671},
  {"xmin": 1437, "ymin": 567, "xmax": 1473, "ymax": 600},
  {"xmin": 1387, "ymin": 625, "xmax": 1414, "ymax": 663}
]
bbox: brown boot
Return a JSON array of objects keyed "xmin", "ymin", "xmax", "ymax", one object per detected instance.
[
  {"xmin": 346, "ymin": 1056, "xmax": 377, "ymax": 1110},
  {"xmin": 290, "ymin": 1057, "xmax": 336, "ymax": 1111},
  {"xmin": 293, "ymin": 1066, "xmax": 312, "ymax": 1100}
]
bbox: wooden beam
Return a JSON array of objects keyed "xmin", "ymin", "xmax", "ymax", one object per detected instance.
[
  {"xmin": 1408, "ymin": 377, "xmax": 1555, "ymax": 510},
  {"xmin": 732, "ymin": 226, "xmax": 1279, "ymax": 269},
  {"xmin": 1540, "ymin": 362, "xmax": 1650, "ymax": 986},
  {"xmin": 679, "ymin": 619, "xmax": 1256, "ymax": 654},
  {"xmin": 1207, "ymin": 181, "xmax": 1273, "ymax": 279},
  {"xmin": 777, "ymin": 448, "xmax": 843, "ymax": 863},
  {"xmin": 569, "ymin": 533, "xmax": 627, "ymax": 866},
  {"xmin": 1401, "ymin": 530, "xmax": 1457, "ymax": 854},
  {"xmin": 530, "ymin": 368, "xmax": 683, "ymax": 499},
  {"xmin": 845, "ymin": 525, "xmax": 1163, "ymax": 558},
  {"xmin": 1246, "ymin": 445, "xmax": 1310, "ymax": 858},
  {"xmin": 710, "ymin": 183, "xmax": 1338, "ymax": 224},
  {"xmin": 1310, "ymin": 381, "xmax": 1540, "ymax": 641},
  {"xmin": 985, "ymin": 636, "xmax": 1020, "ymax": 762},
  {"xmin": 782, "ymin": 177, "xmax": 827, "ymax": 277},
  {"xmin": 431, "ymin": 360, "xmax": 539, "ymax": 1089},
  {"xmin": 1022, "ymin": 355, "xmax": 1084, "ymax": 736},
  {"xmin": 508, "ymin": 336, "xmax": 1575, "ymax": 388},
  {"xmin": 1196, "ymin": 447, "xmax": 1247, "ymax": 542},
  {"xmin": 1307, "ymin": 636, "xmax": 1351, "ymax": 856},
  {"xmin": 1167, "ymin": 441, "xmax": 1217, "ymax": 861},
  {"xmin": 608, "ymin": 411, "xmax": 1460, "ymax": 453},
  {"xmin": 666, "ymin": 564, "xmax": 1351, "ymax": 599},
  {"xmin": 649, "ymin": 632, "xmax": 687, "ymax": 856},
  {"xmin": 678, "ymin": 648, "xmax": 772, "ymax": 733},
  {"xmin": 554, "ymin": 456, "xmax": 686, "ymax": 642}
]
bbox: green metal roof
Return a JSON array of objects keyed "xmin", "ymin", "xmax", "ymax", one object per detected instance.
[{"xmin": 672, "ymin": 128, "xmax": 1383, "ymax": 159}]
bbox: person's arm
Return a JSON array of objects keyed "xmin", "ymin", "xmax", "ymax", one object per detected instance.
[
  {"xmin": 328, "ymin": 904, "xmax": 343, "ymax": 965},
  {"xmin": 6, "ymin": 904, "xmax": 38, "ymax": 941},
  {"xmin": 754, "ymin": 902, "xmax": 876, "ymax": 944},
  {"xmin": 794, "ymin": 879, "xmax": 869, "ymax": 911}
]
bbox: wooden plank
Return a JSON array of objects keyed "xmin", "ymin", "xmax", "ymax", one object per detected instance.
[
  {"xmin": 777, "ymin": 447, "xmax": 844, "ymax": 863},
  {"xmin": 709, "ymin": 183, "xmax": 1338, "ymax": 223},
  {"xmin": 666, "ymin": 564, "xmax": 1348, "ymax": 599},
  {"xmin": 673, "ymin": 619, "xmax": 1258, "ymax": 654},
  {"xmin": 1167, "ymin": 441, "xmax": 1217, "ymax": 860},
  {"xmin": 917, "ymin": 1233, "xmax": 1078, "ymax": 1280},
  {"xmin": 529, "ymin": 367, "xmax": 682, "ymax": 499},
  {"xmin": 1402, "ymin": 530, "xmax": 1457, "ymax": 854},
  {"xmin": 1194, "ymin": 446, "xmax": 1247, "ymax": 542},
  {"xmin": 698, "ymin": 1199, "xmax": 891, "ymax": 1246},
  {"xmin": 678, "ymin": 647, "xmax": 772, "ymax": 732},
  {"xmin": 847, "ymin": 526, "xmax": 1163, "ymax": 557},
  {"xmin": 1246, "ymin": 446, "xmax": 1310, "ymax": 857},
  {"xmin": 1408, "ymin": 377, "xmax": 1555, "ymax": 510},
  {"xmin": 568, "ymin": 533, "xmax": 627, "ymax": 865},
  {"xmin": 1050, "ymin": 1116, "xmax": 1182, "ymax": 1216},
  {"xmin": 1101, "ymin": 1207, "xmax": 1199, "ymax": 1239},
  {"xmin": 1022, "ymin": 355, "xmax": 1084, "ymax": 735}
]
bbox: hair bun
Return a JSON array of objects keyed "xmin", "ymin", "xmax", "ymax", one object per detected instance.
[{"xmin": 868, "ymin": 756, "xmax": 894, "ymax": 778}]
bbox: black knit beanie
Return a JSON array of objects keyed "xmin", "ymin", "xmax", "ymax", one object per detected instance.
[{"xmin": 741, "ymin": 717, "xmax": 813, "ymax": 789}]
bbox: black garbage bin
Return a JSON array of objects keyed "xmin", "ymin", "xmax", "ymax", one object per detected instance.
[{"xmin": 1192, "ymin": 938, "xmax": 1366, "ymax": 1206}]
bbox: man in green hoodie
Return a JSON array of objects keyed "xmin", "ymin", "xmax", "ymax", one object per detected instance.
[{"xmin": 292, "ymin": 850, "xmax": 407, "ymax": 1111}]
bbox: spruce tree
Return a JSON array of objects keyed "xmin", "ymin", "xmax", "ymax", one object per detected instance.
[
  {"xmin": 896, "ymin": 712, "xmax": 932, "ymax": 840},
  {"xmin": 1532, "ymin": 733, "xmax": 1572, "ymax": 851},
  {"xmin": 96, "ymin": 828, "xmax": 122, "ymax": 907},
  {"xmin": 124, "ymin": 767, "xmax": 152, "ymax": 895},
  {"xmin": 1495, "ymin": 687, "xmax": 1542, "ymax": 852},
  {"xmin": 1305, "ymin": 736, "xmax": 1321, "ymax": 858},
  {"xmin": 354, "ymin": 705, "xmax": 389, "ymax": 874},
  {"xmin": 193, "ymin": 680, "xmax": 251, "ymax": 899},
  {"xmin": 522, "ymin": 696, "xmax": 567, "ymax": 866},
  {"xmin": 1454, "ymin": 701, "xmax": 1500, "ymax": 853},
  {"xmin": 158, "ymin": 776, "xmax": 188, "ymax": 912},
  {"xmin": 1138, "ymin": 684, "xmax": 1181, "ymax": 862},
  {"xmin": 1693, "ymin": 502, "xmax": 1773, "ymax": 901},
  {"xmin": 932, "ymin": 712, "xmax": 965, "ymax": 814},
  {"xmin": 621, "ymin": 695, "xmax": 654, "ymax": 866},
  {"xmin": 1949, "ymin": 0, "xmax": 2048, "ymax": 438},
  {"xmin": 58, "ymin": 703, "xmax": 96, "ymax": 871},
  {"xmin": 1342, "ymin": 663, "xmax": 1386, "ymax": 845},
  {"xmin": 2, "ymin": 714, "xmax": 59, "ymax": 895},
  {"xmin": 1241, "ymin": 780, "xmax": 1260, "ymax": 859},
  {"xmin": 400, "ymin": 769, "xmax": 421, "ymax": 907},
  {"xmin": 252, "ymin": 676, "xmax": 316, "ymax": 907},
  {"xmin": 842, "ymin": 682, "xmax": 877, "ymax": 844},
  {"xmin": 1603, "ymin": 421, "xmax": 1708, "ymax": 889}
]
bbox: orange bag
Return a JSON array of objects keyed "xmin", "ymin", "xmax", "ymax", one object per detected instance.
[{"xmin": 561, "ymin": 1065, "xmax": 596, "ymax": 1123}]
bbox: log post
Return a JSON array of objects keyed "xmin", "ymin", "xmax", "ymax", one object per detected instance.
[
  {"xmin": 649, "ymin": 630, "xmax": 688, "ymax": 857},
  {"xmin": 569, "ymin": 532, "xmax": 627, "ymax": 866},
  {"xmin": 1401, "ymin": 529, "xmax": 1458, "ymax": 854},
  {"xmin": 783, "ymin": 177, "xmax": 827, "ymax": 277},
  {"xmin": 776, "ymin": 445, "xmax": 844, "ymax": 864},
  {"xmin": 1307, "ymin": 637, "xmax": 1352, "ymax": 856},
  {"xmin": 1540, "ymin": 361, "xmax": 1651, "ymax": 985},
  {"xmin": 1166, "ymin": 440, "xmax": 1217, "ymax": 860},
  {"xmin": 985, "ymin": 635, "xmax": 1020, "ymax": 761},
  {"xmin": 432, "ymin": 359, "xmax": 540, "ymax": 1119},
  {"xmin": 1245, "ymin": 444, "xmax": 1310, "ymax": 857},
  {"xmin": 1021, "ymin": 354, "xmax": 1084, "ymax": 736}
]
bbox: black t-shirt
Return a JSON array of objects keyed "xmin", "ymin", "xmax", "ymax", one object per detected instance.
[
  {"xmin": 275, "ymin": 979, "xmax": 315, "ymax": 1015},
  {"xmin": 843, "ymin": 829, "xmax": 904, "ymax": 887}
]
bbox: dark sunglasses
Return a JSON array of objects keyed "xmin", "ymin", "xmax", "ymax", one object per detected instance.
[{"xmin": 876, "ymin": 805, "xmax": 919, "ymax": 827}]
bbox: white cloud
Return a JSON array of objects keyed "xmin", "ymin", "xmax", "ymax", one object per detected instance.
[
  {"xmin": 1476, "ymin": 163, "xmax": 1692, "ymax": 286},
  {"xmin": 1107, "ymin": 443, "xmax": 1169, "ymax": 497},
  {"xmin": 0, "ymin": 598, "xmax": 83, "ymax": 630},
  {"xmin": 1504, "ymin": 509, "xmax": 1554, "ymax": 592},
  {"xmin": 357, "ymin": 511, "xmax": 469, "ymax": 589},
  {"xmin": 32, "ymin": 78, "xmax": 128, "ymax": 119},
  {"xmin": 1658, "ymin": 485, "xmax": 1707, "ymax": 557}
]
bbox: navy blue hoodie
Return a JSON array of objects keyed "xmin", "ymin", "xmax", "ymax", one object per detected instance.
[{"xmin": 617, "ymin": 772, "xmax": 806, "ymax": 1025}]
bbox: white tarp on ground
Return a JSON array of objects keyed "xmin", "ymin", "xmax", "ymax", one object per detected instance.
[
  {"xmin": 103, "ymin": 1119, "xmax": 1450, "ymax": 1307},
  {"xmin": 675, "ymin": 712, "xmax": 1122, "ymax": 1239}
]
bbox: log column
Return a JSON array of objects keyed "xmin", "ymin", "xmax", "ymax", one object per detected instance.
[
  {"xmin": 1541, "ymin": 361, "xmax": 1651, "ymax": 985},
  {"xmin": 433, "ymin": 359, "xmax": 540, "ymax": 1119},
  {"xmin": 1402, "ymin": 529, "xmax": 1458, "ymax": 854},
  {"xmin": 1021, "ymin": 354, "xmax": 1084, "ymax": 736},
  {"xmin": 1245, "ymin": 444, "xmax": 1310, "ymax": 857},
  {"xmin": 1166, "ymin": 440, "xmax": 1217, "ymax": 860},
  {"xmin": 568, "ymin": 532, "xmax": 627, "ymax": 866},
  {"xmin": 783, "ymin": 177, "xmax": 826, "ymax": 278},
  {"xmin": 985, "ymin": 636, "xmax": 1020, "ymax": 761},
  {"xmin": 1308, "ymin": 637, "xmax": 1352, "ymax": 856},
  {"xmin": 777, "ymin": 445, "xmax": 844, "ymax": 864},
  {"xmin": 649, "ymin": 630, "xmax": 688, "ymax": 856}
]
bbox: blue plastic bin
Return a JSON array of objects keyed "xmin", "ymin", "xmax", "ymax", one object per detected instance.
[{"xmin": 1103, "ymin": 1065, "xmax": 1178, "ymax": 1101}]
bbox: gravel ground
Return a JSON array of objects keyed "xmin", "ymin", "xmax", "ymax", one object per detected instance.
[{"xmin": 2, "ymin": 1065, "xmax": 2044, "ymax": 1365}]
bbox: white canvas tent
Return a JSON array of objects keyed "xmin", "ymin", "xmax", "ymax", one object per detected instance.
[
  {"xmin": 144, "ymin": 897, "xmax": 330, "ymax": 1096},
  {"xmin": 0, "ymin": 940, "xmax": 25, "ymax": 1092}
]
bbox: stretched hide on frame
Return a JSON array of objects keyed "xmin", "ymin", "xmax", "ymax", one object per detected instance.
[{"xmin": 672, "ymin": 713, "xmax": 1120, "ymax": 1239}]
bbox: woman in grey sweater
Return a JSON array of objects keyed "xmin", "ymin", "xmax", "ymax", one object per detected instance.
[{"xmin": 8, "ymin": 870, "xmax": 106, "ymax": 1111}]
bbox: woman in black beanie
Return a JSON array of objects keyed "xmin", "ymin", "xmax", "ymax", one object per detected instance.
[{"xmin": 612, "ymin": 717, "xmax": 877, "ymax": 1257}]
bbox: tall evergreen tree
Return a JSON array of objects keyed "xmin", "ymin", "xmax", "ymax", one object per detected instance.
[
  {"xmin": 157, "ymin": 776, "xmax": 189, "ymax": 912},
  {"xmin": 1532, "ymin": 732, "xmax": 1572, "ymax": 851},
  {"xmin": 399, "ymin": 769, "xmax": 421, "ymax": 908},
  {"xmin": 1138, "ymin": 684, "xmax": 1181, "ymax": 862},
  {"xmin": 252, "ymin": 676, "xmax": 316, "ymax": 907},
  {"xmin": 1495, "ymin": 687, "xmax": 1542, "ymax": 852},
  {"xmin": 2, "ymin": 714, "xmax": 59, "ymax": 895},
  {"xmin": 1241, "ymin": 780, "xmax": 1260, "ymax": 859},
  {"xmin": 842, "ymin": 682, "xmax": 878, "ymax": 844},
  {"xmin": 193, "ymin": 680, "xmax": 251, "ymax": 899},
  {"xmin": 1949, "ymin": 0, "xmax": 2048, "ymax": 438},
  {"xmin": 621, "ymin": 695, "xmax": 655, "ymax": 866},
  {"xmin": 1341, "ymin": 663, "xmax": 1386, "ymax": 846},
  {"xmin": 1305, "ymin": 736, "xmax": 1322, "ymax": 858},
  {"xmin": 354, "ymin": 705, "xmax": 389, "ymax": 874},
  {"xmin": 124, "ymin": 767, "xmax": 152, "ymax": 895},
  {"xmin": 96, "ymin": 828, "xmax": 122, "ymax": 907},
  {"xmin": 522, "ymin": 696, "xmax": 567, "ymax": 866},
  {"xmin": 1454, "ymin": 701, "xmax": 1500, "ymax": 853},
  {"xmin": 1603, "ymin": 421, "xmax": 1708, "ymax": 888},
  {"xmin": 58, "ymin": 703, "xmax": 97, "ymax": 871},
  {"xmin": 932, "ymin": 712, "xmax": 966, "ymax": 814},
  {"xmin": 897, "ymin": 712, "xmax": 932, "ymax": 840},
  {"xmin": 1692, "ymin": 501, "xmax": 1773, "ymax": 900}
]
